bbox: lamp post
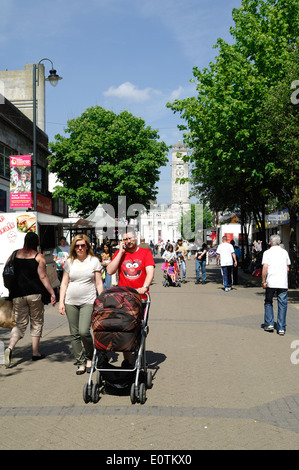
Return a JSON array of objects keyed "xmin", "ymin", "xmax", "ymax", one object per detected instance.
[{"xmin": 32, "ymin": 58, "xmax": 62, "ymax": 211}]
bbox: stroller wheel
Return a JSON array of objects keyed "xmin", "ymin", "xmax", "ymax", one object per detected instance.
[
  {"xmin": 146, "ymin": 370, "xmax": 153, "ymax": 389},
  {"xmin": 139, "ymin": 383, "xmax": 146, "ymax": 404},
  {"xmin": 83, "ymin": 382, "xmax": 91, "ymax": 403},
  {"xmin": 130, "ymin": 383, "xmax": 137, "ymax": 404},
  {"xmin": 91, "ymin": 383, "xmax": 100, "ymax": 403},
  {"xmin": 96, "ymin": 371, "xmax": 103, "ymax": 387}
]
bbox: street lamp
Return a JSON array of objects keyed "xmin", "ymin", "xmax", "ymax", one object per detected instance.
[{"xmin": 32, "ymin": 58, "xmax": 62, "ymax": 211}]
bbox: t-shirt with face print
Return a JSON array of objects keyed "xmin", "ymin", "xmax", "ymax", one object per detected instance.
[{"xmin": 112, "ymin": 247, "xmax": 155, "ymax": 297}]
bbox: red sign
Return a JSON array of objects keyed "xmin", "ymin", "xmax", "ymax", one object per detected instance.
[
  {"xmin": 31, "ymin": 193, "xmax": 52, "ymax": 215},
  {"xmin": 224, "ymin": 233, "xmax": 234, "ymax": 242}
]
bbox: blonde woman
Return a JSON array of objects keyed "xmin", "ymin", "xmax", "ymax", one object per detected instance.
[{"xmin": 59, "ymin": 234, "xmax": 103, "ymax": 375}]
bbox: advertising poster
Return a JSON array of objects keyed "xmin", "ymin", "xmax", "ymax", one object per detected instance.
[
  {"xmin": 10, "ymin": 155, "xmax": 32, "ymax": 209},
  {"xmin": 0, "ymin": 211, "xmax": 37, "ymax": 296}
]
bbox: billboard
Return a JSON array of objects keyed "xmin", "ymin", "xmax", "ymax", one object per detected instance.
[{"xmin": 0, "ymin": 211, "xmax": 37, "ymax": 296}]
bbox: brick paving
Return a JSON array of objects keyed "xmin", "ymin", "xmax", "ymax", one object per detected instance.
[{"xmin": 0, "ymin": 258, "xmax": 299, "ymax": 450}]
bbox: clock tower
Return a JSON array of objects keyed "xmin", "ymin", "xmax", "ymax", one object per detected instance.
[{"xmin": 171, "ymin": 141, "xmax": 190, "ymax": 212}]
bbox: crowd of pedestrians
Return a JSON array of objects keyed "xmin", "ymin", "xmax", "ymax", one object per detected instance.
[{"xmin": 2, "ymin": 230, "xmax": 291, "ymax": 371}]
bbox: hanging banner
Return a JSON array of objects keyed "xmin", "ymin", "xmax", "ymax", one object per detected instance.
[{"xmin": 10, "ymin": 155, "xmax": 32, "ymax": 208}]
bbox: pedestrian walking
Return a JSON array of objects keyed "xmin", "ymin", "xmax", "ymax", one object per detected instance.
[
  {"xmin": 194, "ymin": 243, "xmax": 207, "ymax": 284},
  {"xmin": 52, "ymin": 236, "xmax": 70, "ymax": 283},
  {"xmin": 58, "ymin": 234, "xmax": 103, "ymax": 375},
  {"xmin": 175, "ymin": 239, "xmax": 187, "ymax": 283},
  {"xmin": 99, "ymin": 243, "xmax": 112, "ymax": 289},
  {"xmin": 216, "ymin": 236, "xmax": 237, "ymax": 291},
  {"xmin": 4, "ymin": 232, "xmax": 56, "ymax": 368},
  {"xmin": 230, "ymin": 240, "xmax": 241, "ymax": 285},
  {"xmin": 262, "ymin": 234, "xmax": 291, "ymax": 335}
]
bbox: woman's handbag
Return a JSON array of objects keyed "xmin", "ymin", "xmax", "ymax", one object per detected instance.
[
  {"xmin": 3, "ymin": 250, "xmax": 18, "ymax": 290},
  {"xmin": 0, "ymin": 298, "xmax": 15, "ymax": 329}
]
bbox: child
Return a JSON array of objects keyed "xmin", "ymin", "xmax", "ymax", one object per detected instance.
[{"xmin": 167, "ymin": 260, "xmax": 176, "ymax": 283}]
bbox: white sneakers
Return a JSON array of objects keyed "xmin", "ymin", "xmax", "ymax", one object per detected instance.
[{"xmin": 264, "ymin": 325, "xmax": 285, "ymax": 335}]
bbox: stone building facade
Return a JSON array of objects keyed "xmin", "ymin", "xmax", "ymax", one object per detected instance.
[{"xmin": 0, "ymin": 63, "xmax": 46, "ymax": 131}]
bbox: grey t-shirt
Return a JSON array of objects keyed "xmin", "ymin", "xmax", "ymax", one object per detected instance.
[{"xmin": 64, "ymin": 256, "xmax": 101, "ymax": 305}]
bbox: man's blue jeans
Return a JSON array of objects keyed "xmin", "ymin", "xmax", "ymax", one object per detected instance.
[
  {"xmin": 264, "ymin": 288, "xmax": 288, "ymax": 331},
  {"xmin": 195, "ymin": 259, "xmax": 206, "ymax": 281},
  {"xmin": 179, "ymin": 259, "xmax": 186, "ymax": 279},
  {"xmin": 221, "ymin": 265, "xmax": 232, "ymax": 288}
]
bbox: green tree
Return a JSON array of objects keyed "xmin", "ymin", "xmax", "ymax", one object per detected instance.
[
  {"xmin": 257, "ymin": 47, "xmax": 299, "ymax": 285},
  {"xmin": 167, "ymin": 0, "xmax": 298, "ymax": 264},
  {"xmin": 48, "ymin": 106, "xmax": 168, "ymax": 217}
]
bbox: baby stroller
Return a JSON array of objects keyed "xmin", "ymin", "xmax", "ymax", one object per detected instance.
[
  {"xmin": 162, "ymin": 260, "xmax": 181, "ymax": 287},
  {"xmin": 83, "ymin": 286, "xmax": 152, "ymax": 405}
]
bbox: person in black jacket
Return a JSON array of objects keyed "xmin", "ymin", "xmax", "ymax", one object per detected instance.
[
  {"xmin": 194, "ymin": 243, "xmax": 207, "ymax": 284},
  {"xmin": 4, "ymin": 232, "xmax": 56, "ymax": 368}
]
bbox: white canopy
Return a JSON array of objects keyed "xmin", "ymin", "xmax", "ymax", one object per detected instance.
[{"xmin": 86, "ymin": 204, "xmax": 116, "ymax": 229}]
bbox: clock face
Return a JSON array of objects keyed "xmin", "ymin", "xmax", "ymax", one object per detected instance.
[{"xmin": 176, "ymin": 168, "xmax": 184, "ymax": 177}]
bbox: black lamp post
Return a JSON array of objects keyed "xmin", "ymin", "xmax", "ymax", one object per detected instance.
[{"xmin": 32, "ymin": 59, "xmax": 62, "ymax": 211}]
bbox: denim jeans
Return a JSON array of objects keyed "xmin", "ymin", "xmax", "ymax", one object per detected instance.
[
  {"xmin": 179, "ymin": 259, "xmax": 186, "ymax": 279},
  {"xmin": 221, "ymin": 265, "xmax": 232, "ymax": 288},
  {"xmin": 103, "ymin": 272, "xmax": 111, "ymax": 289},
  {"xmin": 195, "ymin": 259, "xmax": 206, "ymax": 281},
  {"xmin": 264, "ymin": 288, "xmax": 288, "ymax": 331}
]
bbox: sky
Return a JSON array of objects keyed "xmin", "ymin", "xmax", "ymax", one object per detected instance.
[{"xmin": 0, "ymin": 0, "xmax": 243, "ymax": 205}]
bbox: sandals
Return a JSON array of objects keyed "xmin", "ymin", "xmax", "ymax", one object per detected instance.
[
  {"xmin": 4, "ymin": 348, "xmax": 12, "ymax": 368},
  {"xmin": 76, "ymin": 365, "xmax": 86, "ymax": 375}
]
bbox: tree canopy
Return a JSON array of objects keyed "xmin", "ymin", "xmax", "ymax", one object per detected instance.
[
  {"xmin": 167, "ymin": 0, "xmax": 298, "ymax": 235},
  {"xmin": 48, "ymin": 106, "xmax": 169, "ymax": 217}
]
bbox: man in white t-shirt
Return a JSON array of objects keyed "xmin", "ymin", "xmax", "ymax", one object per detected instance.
[
  {"xmin": 262, "ymin": 234, "xmax": 291, "ymax": 335},
  {"xmin": 216, "ymin": 236, "xmax": 237, "ymax": 291}
]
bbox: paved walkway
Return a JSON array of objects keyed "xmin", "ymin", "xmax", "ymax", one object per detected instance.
[{"xmin": 0, "ymin": 258, "xmax": 299, "ymax": 451}]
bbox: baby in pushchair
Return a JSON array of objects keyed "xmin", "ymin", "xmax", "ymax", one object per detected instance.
[
  {"xmin": 83, "ymin": 286, "xmax": 152, "ymax": 405},
  {"xmin": 162, "ymin": 260, "xmax": 181, "ymax": 287}
]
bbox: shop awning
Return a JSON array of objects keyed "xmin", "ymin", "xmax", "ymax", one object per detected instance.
[{"xmin": 37, "ymin": 213, "xmax": 64, "ymax": 225}]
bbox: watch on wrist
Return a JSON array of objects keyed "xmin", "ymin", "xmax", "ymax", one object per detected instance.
[{"xmin": 143, "ymin": 285, "xmax": 148, "ymax": 289}]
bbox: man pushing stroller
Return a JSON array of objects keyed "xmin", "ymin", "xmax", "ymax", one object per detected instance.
[{"xmin": 107, "ymin": 227, "xmax": 155, "ymax": 366}]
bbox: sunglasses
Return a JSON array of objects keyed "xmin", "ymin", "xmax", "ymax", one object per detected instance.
[{"xmin": 75, "ymin": 243, "xmax": 86, "ymax": 248}]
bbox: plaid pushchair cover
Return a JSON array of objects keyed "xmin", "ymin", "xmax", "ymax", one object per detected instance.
[{"xmin": 92, "ymin": 286, "xmax": 143, "ymax": 352}]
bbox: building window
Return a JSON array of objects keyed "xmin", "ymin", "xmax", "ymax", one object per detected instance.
[
  {"xmin": 36, "ymin": 166, "xmax": 48, "ymax": 194},
  {"xmin": 0, "ymin": 143, "xmax": 16, "ymax": 179},
  {"xmin": 0, "ymin": 188, "xmax": 6, "ymax": 211}
]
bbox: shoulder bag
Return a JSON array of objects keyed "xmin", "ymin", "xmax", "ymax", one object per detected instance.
[{"xmin": 3, "ymin": 250, "xmax": 18, "ymax": 290}]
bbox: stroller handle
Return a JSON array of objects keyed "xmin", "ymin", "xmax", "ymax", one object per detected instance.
[{"xmin": 142, "ymin": 292, "xmax": 151, "ymax": 304}]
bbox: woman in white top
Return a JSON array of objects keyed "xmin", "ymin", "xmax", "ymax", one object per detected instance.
[
  {"xmin": 59, "ymin": 234, "xmax": 103, "ymax": 375},
  {"xmin": 162, "ymin": 243, "xmax": 176, "ymax": 262}
]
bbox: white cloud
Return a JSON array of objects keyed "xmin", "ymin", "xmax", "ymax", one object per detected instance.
[
  {"xmin": 169, "ymin": 86, "xmax": 184, "ymax": 101},
  {"xmin": 103, "ymin": 81, "xmax": 161, "ymax": 102}
]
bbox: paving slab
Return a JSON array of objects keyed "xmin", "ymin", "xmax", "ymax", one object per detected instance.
[{"xmin": 0, "ymin": 258, "xmax": 298, "ymax": 451}]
